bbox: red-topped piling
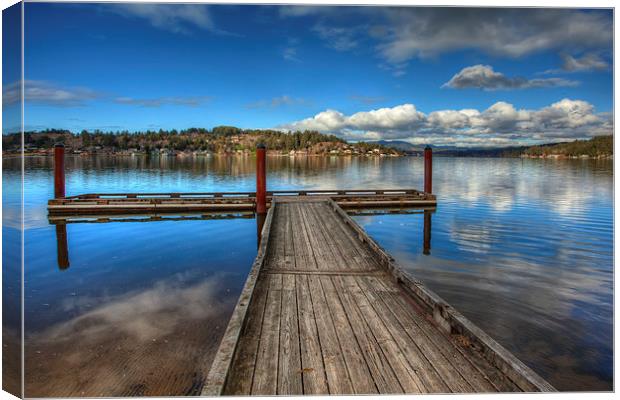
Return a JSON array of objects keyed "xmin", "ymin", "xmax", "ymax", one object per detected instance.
[
  {"xmin": 54, "ymin": 143, "xmax": 66, "ymax": 198},
  {"xmin": 424, "ymin": 146, "xmax": 432, "ymax": 194},
  {"xmin": 256, "ymin": 144, "xmax": 267, "ymax": 214}
]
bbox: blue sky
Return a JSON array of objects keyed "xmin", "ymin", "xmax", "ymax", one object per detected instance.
[{"xmin": 2, "ymin": 3, "xmax": 614, "ymax": 147}]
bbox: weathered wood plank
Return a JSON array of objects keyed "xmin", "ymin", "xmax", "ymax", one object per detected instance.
[
  {"xmin": 338, "ymin": 275, "xmax": 424, "ymax": 394},
  {"xmin": 262, "ymin": 209, "xmax": 278, "ymax": 270},
  {"xmin": 365, "ymin": 276, "xmax": 502, "ymax": 392},
  {"xmin": 298, "ymin": 204, "xmax": 343, "ymax": 272},
  {"xmin": 278, "ymin": 274, "xmax": 303, "ymax": 395},
  {"xmin": 295, "ymin": 274, "xmax": 329, "ymax": 394},
  {"xmin": 251, "ymin": 274, "xmax": 283, "ymax": 395},
  {"xmin": 310, "ymin": 203, "xmax": 379, "ymax": 271},
  {"xmin": 307, "ymin": 275, "xmax": 354, "ymax": 394},
  {"xmin": 267, "ymin": 204, "xmax": 287, "ymax": 270},
  {"xmin": 354, "ymin": 276, "xmax": 450, "ymax": 393},
  {"xmin": 223, "ymin": 275, "xmax": 270, "ymax": 395},
  {"xmin": 359, "ymin": 277, "xmax": 475, "ymax": 393},
  {"xmin": 283, "ymin": 204, "xmax": 296, "ymax": 271},
  {"xmin": 353, "ymin": 276, "xmax": 450, "ymax": 393},
  {"xmin": 216, "ymin": 199, "xmax": 554, "ymax": 396},
  {"xmin": 265, "ymin": 269, "xmax": 387, "ymax": 276},
  {"xmin": 318, "ymin": 276, "xmax": 378, "ymax": 394},
  {"xmin": 305, "ymin": 203, "xmax": 371, "ymax": 272},
  {"xmin": 290, "ymin": 204, "xmax": 317, "ymax": 271},
  {"xmin": 330, "ymin": 275, "xmax": 404, "ymax": 394}
]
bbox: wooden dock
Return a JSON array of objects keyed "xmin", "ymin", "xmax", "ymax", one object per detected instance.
[
  {"xmin": 47, "ymin": 145, "xmax": 554, "ymax": 393},
  {"xmin": 203, "ymin": 198, "xmax": 555, "ymax": 395},
  {"xmin": 47, "ymin": 189, "xmax": 436, "ymax": 216}
]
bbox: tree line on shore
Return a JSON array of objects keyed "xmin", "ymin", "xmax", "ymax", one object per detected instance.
[
  {"xmin": 521, "ymin": 135, "xmax": 612, "ymax": 158},
  {"xmin": 2, "ymin": 128, "xmax": 611, "ymax": 158},
  {"xmin": 2, "ymin": 127, "xmax": 402, "ymax": 156}
]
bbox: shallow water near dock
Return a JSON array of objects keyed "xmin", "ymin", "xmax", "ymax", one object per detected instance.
[{"xmin": 3, "ymin": 155, "xmax": 613, "ymax": 394}]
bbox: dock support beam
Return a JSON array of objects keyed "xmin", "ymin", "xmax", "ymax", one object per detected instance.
[
  {"xmin": 54, "ymin": 143, "xmax": 66, "ymax": 198},
  {"xmin": 256, "ymin": 144, "xmax": 267, "ymax": 214},
  {"xmin": 424, "ymin": 146, "xmax": 432, "ymax": 194}
]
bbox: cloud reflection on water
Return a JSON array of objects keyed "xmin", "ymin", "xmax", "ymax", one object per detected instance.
[{"xmin": 25, "ymin": 272, "xmax": 236, "ymax": 396}]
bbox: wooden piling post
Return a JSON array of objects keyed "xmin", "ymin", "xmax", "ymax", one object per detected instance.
[
  {"xmin": 424, "ymin": 146, "xmax": 432, "ymax": 194},
  {"xmin": 256, "ymin": 144, "xmax": 267, "ymax": 214},
  {"xmin": 54, "ymin": 143, "xmax": 66, "ymax": 198}
]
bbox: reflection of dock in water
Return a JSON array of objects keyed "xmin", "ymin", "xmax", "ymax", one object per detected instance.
[
  {"xmin": 55, "ymin": 224, "xmax": 69, "ymax": 270},
  {"xmin": 49, "ymin": 207, "xmax": 434, "ymax": 271}
]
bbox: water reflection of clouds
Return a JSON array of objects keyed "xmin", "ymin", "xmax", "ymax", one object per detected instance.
[
  {"xmin": 435, "ymin": 158, "xmax": 612, "ymax": 218},
  {"xmin": 36, "ymin": 272, "xmax": 233, "ymax": 343},
  {"xmin": 449, "ymin": 224, "xmax": 494, "ymax": 254},
  {"xmin": 25, "ymin": 272, "xmax": 237, "ymax": 396},
  {"xmin": 392, "ymin": 247, "xmax": 612, "ymax": 377}
]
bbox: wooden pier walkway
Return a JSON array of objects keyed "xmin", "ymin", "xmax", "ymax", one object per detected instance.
[{"xmin": 203, "ymin": 198, "xmax": 555, "ymax": 395}]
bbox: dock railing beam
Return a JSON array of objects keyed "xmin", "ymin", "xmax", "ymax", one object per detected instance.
[
  {"xmin": 424, "ymin": 146, "xmax": 432, "ymax": 194},
  {"xmin": 54, "ymin": 143, "xmax": 66, "ymax": 198},
  {"xmin": 256, "ymin": 143, "xmax": 267, "ymax": 214}
]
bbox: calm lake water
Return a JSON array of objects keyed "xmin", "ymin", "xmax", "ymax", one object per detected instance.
[{"xmin": 2, "ymin": 155, "xmax": 613, "ymax": 395}]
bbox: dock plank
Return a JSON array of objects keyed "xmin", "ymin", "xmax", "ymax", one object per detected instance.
[
  {"xmin": 363, "ymin": 276, "xmax": 501, "ymax": 392},
  {"xmin": 223, "ymin": 275, "xmax": 270, "ymax": 395},
  {"xmin": 213, "ymin": 199, "xmax": 554, "ymax": 395},
  {"xmin": 330, "ymin": 276, "xmax": 404, "ymax": 394},
  {"xmin": 278, "ymin": 274, "xmax": 302, "ymax": 395},
  {"xmin": 306, "ymin": 203, "xmax": 374, "ymax": 272},
  {"xmin": 319, "ymin": 276, "xmax": 378, "ymax": 394},
  {"xmin": 251, "ymin": 274, "xmax": 282, "ymax": 395},
  {"xmin": 295, "ymin": 274, "xmax": 329, "ymax": 394},
  {"xmin": 338, "ymin": 275, "xmax": 424, "ymax": 394},
  {"xmin": 307, "ymin": 275, "xmax": 354, "ymax": 394}
]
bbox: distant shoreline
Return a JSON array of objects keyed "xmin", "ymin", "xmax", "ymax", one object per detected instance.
[{"xmin": 3, "ymin": 151, "xmax": 612, "ymax": 160}]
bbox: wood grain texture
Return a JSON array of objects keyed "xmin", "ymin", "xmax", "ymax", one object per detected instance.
[{"xmin": 217, "ymin": 200, "xmax": 554, "ymax": 395}]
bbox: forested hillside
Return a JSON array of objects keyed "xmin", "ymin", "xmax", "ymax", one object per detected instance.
[
  {"xmin": 2, "ymin": 127, "xmax": 402, "ymax": 156},
  {"xmin": 523, "ymin": 135, "xmax": 612, "ymax": 158}
]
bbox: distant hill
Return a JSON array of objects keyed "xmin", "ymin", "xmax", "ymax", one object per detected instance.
[
  {"xmin": 372, "ymin": 140, "xmax": 527, "ymax": 157},
  {"xmin": 374, "ymin": 136, "xmax": 613, "ymax": 158},
  {"xmin": 522, "ymin": 135, "xmax": 612, "ymax": 158},
  {"xmin": 373, "ymin": 140, "xmax": 426, "ymax": 153}
]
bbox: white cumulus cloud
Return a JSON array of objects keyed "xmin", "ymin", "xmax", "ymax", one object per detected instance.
[{"xmin": 278, "ymin": 99, "xmax": 612, "ymax": 146}]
